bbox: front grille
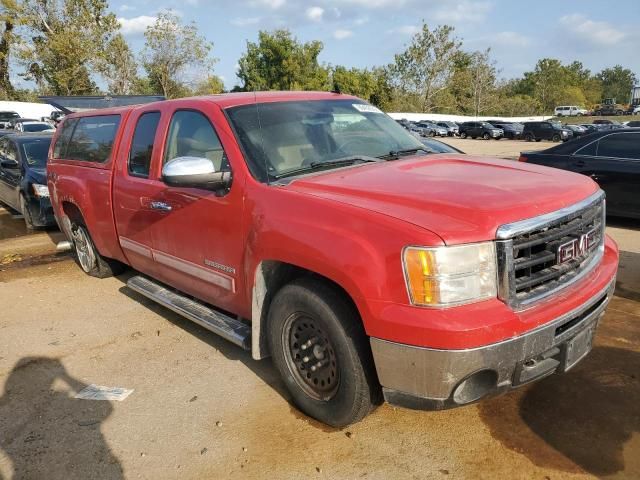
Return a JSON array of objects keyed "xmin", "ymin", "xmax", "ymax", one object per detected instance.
[{"xmin": 497, "ymin": 191, "xmax": 605, "ymax": 309}]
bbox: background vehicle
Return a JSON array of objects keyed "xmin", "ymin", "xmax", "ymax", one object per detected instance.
[
  {"xmin": 416, "ymin": 121, "xmax": 447, "ymax": 137},
  {"xmin": 594, "ymin": 98, "xmax": 627, "ymax": 116},
  {"xmin": 488, "ymin": 121, "xmax": 523, "ymax": 139},
  {"xmin": 7, "ymin": 118, "xmax": 38, "ymax": 130},
  {"xmin": 633, "ymin": 106, "xmax": 640, "ymax": 115},
  {"xmin": 519, "ymin": 128, "xmax": 640, "ymax": 218},
  {"xmin": 580, "ymin": 124, "xmax": 601, "ymax": 134},
  {"xmin": 0, "ymin": 111, "xmax": 19, "ymax": 129},
  {"xmin": 563, "ymin": 124, "xmax": 587, "ymax": 138},
  {"xmin": 0, "ymin": 133, "xmax": 55, "ymax": 228},
  {"xmin": 436, "ymin": 121, "xmax": 459, "ymax": 136},
  {"xmin": 627, "ymin": 121, "xmax": 640, "ymax": 127},
  {"xmin": 522, "ymin": 121, "xmax": 572, "ymax": 142},
  {"xmin": 554, "ymin": 106, "xmax": 587, "ymax": 116},
  {"xmin": 458, "ymin": 121, "xmax": 503, "ymax": 139},
  {"xmin": 15, "ymin": 121, "xmax": 55, "ymax": 133},
  {"xmin": 47, "ymin": 92, "xmax": 617, "ymax": 427}
]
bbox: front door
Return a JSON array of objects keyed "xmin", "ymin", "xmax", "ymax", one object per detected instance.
[
  {"xmin": 0, "ymin": 138, "xmax": 21, "ymax": 210},
  {"xmin": 147, "ymin": 105, "xmax": 245, "ymax": 314}
]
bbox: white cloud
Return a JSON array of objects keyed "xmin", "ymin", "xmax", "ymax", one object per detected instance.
[
  {"xmin": 252, "ymin": 0, "xmax": 286, "ymax": 9},
  {"xmin": 333, "ymin": 29, "xmax": 353, "ymax": 40},
  {"xmin": 432, "ymin": 1, "xmax": 492, "ymax": 23},
  {"xmin": 306, "ymin": 6, "xmax": 324, "ymax": 22},
  {"xmin": 339, "ymin": 0, "xmax": 405, "ymax": 6},
  {"xmin": 230, "ymin": 16, "xmax": 261, "ymax": 26},
  {"xmin": 354, "ymin": 16, "xmax": 369, "ymax": 26},
  {"xmin": 119, "ymin": 5, "xmax": 136, "ymax": 12},
  {"xmin": 559, "ymin": 14, "xmax": 626, "ymax": 46},
  {"xmin": 118, "ymin": 15, "xmax": 156, "ymax": 35},
  {"xmin": 493, "ymin": 31, "xmax": 531, "ymax": 47},
  {"xmin": 387, "ymin": 25, "xmax": 420, "ymax": 35}
]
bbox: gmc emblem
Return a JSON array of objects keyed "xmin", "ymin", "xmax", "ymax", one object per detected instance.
[{"xmin": 557, "ymin": 229, "xmax": 598, "ymax": 264}]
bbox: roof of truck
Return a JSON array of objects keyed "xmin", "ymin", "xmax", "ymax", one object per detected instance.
[{"xmin": 61, "ymin": 91, "xmax": 362, "ymax": 120}]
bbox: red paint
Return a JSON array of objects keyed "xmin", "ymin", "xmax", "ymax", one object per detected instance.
[{"xmin": 48, "ymin": 92, "xmax": 619, "ymax": 351}]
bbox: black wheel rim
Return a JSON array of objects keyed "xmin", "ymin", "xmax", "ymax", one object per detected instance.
[{"xmin": 282, "ymin": 313, "xmax": 340, "ymax": 401}]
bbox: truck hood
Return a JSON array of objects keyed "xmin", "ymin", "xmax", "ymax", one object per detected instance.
[{"xmin": 286, "ymin": 154, "xmax": 598, "ymax": 245}]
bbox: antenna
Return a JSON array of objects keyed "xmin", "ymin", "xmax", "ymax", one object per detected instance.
[{"xmin": 254, "ymin": 91, "xmax": 270, "ymax": 185}]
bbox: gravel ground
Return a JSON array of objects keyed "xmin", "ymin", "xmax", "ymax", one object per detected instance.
[{"xmin": 1, "ymin": 141, "xmax": 639, "ymax": 479}]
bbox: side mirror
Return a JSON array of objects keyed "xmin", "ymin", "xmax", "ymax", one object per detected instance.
[
  {"xmin": 162, "ymin": 156, "xmax": 231, "ymax": 191},
  {"xmin": 0, "ymin": 159, "xmax": 18, "ymax": 169}
]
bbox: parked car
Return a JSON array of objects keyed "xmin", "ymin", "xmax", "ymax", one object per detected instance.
[
  {"xmin": 0, "ymin": 133, "xmax": 55, "ymax": 228},
  {"xmin": 6, "ymin": 117, "xmax": 39, "ymax": 130},
  {"xmin": 593, "ymin": 119, "xmax": 614, "ymax": 125},
  {"xmin": 458, "ymin": 121, "xmax": 503, "ymax": 140},
  {"xmin": 15, "ymin": 121, "xmax": 56, "ymax": 133},
  {"xmin": 418, "ymin": 137, "xmax": 464, "ymax": 153},
  {"xmin": 563, "ymin": 124, "xmax": 588, "ymax": 138},
  {"xmin": 522, "ymin": 121, "xmax": 572, "ymax": 142},
  {"xmin": 407, "ymin": 122, "xmax": 433, "ymax": 137},
  {"xmin": 416, "ymin": 121, "xmax": 448, "ymax": 137},
  {"xmin": 627, "ymin": 121, "xmax": 640, "ymax": 127},
  {"xmin": 436, "ymin": 121, "xmax": 459, "ymax": 136},
  {"xmin": 519, "ymin": 128, "xmax": 640, "ymax": 218},
  {"xmin": 554, "ymin": 106, "xmax": 588, "ymax": 117},
  {"xmin": 48, "ymin": 92, "xmax": 617, "ymax": 427},
  {"xmin": 0, "ymin": 111, "xmax": 19, "ymax": 129},
  {"xmin": 579, "ymin": 124, "xmax": 602, "ymax": 134},
  {"xmin": 633, "ymin": 106, "xmax": 640, "ymax": 115},
  {"xmin": 488, "ymin": 121, "xmax": 523, "ymax": 139}
]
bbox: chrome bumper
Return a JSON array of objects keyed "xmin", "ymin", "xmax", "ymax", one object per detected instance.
[{"xmin": 370, "ymin": 277, "xmax": 615, "ymax": 410}]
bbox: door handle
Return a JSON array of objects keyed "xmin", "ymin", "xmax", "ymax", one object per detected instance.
[{"xmin": 150, "ymin": 201, "xmax": 172, "ymax": 212}]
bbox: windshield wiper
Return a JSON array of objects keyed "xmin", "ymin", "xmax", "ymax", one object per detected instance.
[
  {"xmin": 378, "ymin": 147, "xmax": 430, "ymax": 160},
  {"xmin": 273, "ymin": 155, "xmax": 381, "ymax": 180}
]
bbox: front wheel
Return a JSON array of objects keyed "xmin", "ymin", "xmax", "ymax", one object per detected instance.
[
  {"xmin": 482, "ymin": 132, "xmax": 490, "ymax": 140},
  {"xmin": 268, "ymin": 277, "xmax": 380, "ymax": 427},
  {"xmin": 525, "ymin": 133, "xmax": 534, "ymax": 142},
  {"xmin": 20, "ymin": 195, "xmax": 36, "ymax": 230},
  {"xmin": 460, "ymin": 132, "xmax": 467, "ymax": 139},
  {"xmin": 552, "ymin": 134, "xmax": 561, "ymax": 142}
]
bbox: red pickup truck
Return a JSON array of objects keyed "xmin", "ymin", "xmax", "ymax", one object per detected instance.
[{"xmin": 47, "ymin": 92, "xmax": 619, "ymax": 427}]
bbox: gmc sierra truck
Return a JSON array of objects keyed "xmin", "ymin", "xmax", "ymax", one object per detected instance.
[{"xmin": 47, "ymin": 92, "xmax": 619, "ymax": 427}]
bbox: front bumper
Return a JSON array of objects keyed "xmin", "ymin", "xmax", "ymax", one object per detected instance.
[{"xmin": 371, "ymin": 276, "xmax": 615, "ymax": 410}]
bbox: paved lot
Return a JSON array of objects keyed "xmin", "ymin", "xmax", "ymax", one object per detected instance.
[
  {"xmin": 1, "ymin": 142, "xmax": 639, "ymax": 479},
  {"xmin": 441, "ymin": 136, "xmax": 554, "ymax": 159}
]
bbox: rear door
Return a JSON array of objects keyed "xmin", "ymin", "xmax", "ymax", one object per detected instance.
[
  {"xmin": 0, "ymin": 138, "xmax": 21, "ymax": 209},
  {"xmin": 112, "ymin": 108, "xmax": 165, "ymax": 275}
]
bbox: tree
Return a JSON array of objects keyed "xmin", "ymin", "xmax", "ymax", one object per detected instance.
[
  {"xmin": 15, "ymin": 0, "xmax": 118, "ymax": 95},
  {"xmin": 597, "ymin": 65, "xmax": 637, "ymax": 103},
  {"xmin": 236, "ymin": 29, "xmax": 330, "ymax": 91},
  {"xmin": 142, "ymin": 11, "xmax": 215, "ymax": 99},
  {"xmin": 98, "ymin": 33, "xmax": 137, "ymax": 95},
  {"xmin": 0, "ymin": 0, "xmax": 18, "ymax": 98},
  {"xmin": 389, "ymin": 23, "xmax": 461, "ymax": 112},
  {"xmin": 191, "ymin": 75, "xmax": 225, "ymax": 96},
  {"xmin": 467, "ymin": 49, "xmax": 497, "ymax": 116}
]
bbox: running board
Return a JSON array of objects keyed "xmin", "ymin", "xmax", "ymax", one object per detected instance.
[{"xmin": 127, "ymin": 275, "xmax": 251, "ymax": 350}]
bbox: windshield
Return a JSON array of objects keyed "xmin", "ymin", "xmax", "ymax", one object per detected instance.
[
  {"xmin": 23, "ymin": 123, "xmax": 52, "ymax": 132},
  {"xmin": 21, "ymin": 138, "xmax": 52, "ymax": 167},
  {"xmin": 481, "ymin": 122, "xmax": 495, "ymax": 128},
  {"xmin": 226, "ymin": 99, "xmax": 424, "ymax": 181}
]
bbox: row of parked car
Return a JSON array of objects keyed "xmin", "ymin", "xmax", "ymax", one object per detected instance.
[{"xmin": 397, "ymin": 118, "xmax": 638, "ymax": 143}]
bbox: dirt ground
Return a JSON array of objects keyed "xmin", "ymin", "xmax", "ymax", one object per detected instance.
[
  {"xmin": 1, "ymin": 143, "xmax": 639, "ymax": 479},
  {"xmin": 442, "ymin": 136, "xmax": 553, "ymax": 159}
]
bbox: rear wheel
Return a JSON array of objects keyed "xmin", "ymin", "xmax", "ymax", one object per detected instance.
[
  {"xmin": 268, "ymin": 277, "xmax": 380, "ymax": 427},
  {"xmin": 552, "ymin": 134, "xmax": 561, "ymax": 142},
  {"xmin": 525, "ymin": 133, "xmax": 534, "ymax": 142},
  {"xmin": 70, "ymin": 223, "xmax": 125, "ymax": 278}
]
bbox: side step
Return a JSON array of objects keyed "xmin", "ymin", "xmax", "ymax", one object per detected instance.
[{"xmin": 127, "ymin": 275, "xmax": 251, "ymax": 350}]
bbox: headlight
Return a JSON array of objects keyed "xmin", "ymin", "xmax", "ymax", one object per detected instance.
[
  {"xmin": 32, "ymin": 184, "xmax": 50, "ymax": 198},
  {"xmin": 403, "ymin": 242, "xmax": 497, "ymax": 307}
]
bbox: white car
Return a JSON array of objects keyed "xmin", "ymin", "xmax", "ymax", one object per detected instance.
[
  {"xmin": 554, "ymin": 105, "xmax": 588, "ymax": 117},
  {"xmin": 633, "ymin": 105, "xmax": 640, "ymax": 115},
  {"xmin": 15, "ymin": 121, "xmax": 55, "ymax": 133}
]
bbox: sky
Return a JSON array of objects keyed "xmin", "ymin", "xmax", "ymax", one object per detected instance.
[{"xmin": 108, "ymin": 0, "xmax": 640, "ymax": 89}]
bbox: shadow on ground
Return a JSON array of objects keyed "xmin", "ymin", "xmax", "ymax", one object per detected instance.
[
  {"xmin": 478, "ymin": 345, "xmax": 640, "ymax": 476},
  {"xmin": 0, "ymin": 357, "xmax": 123, "ymax": 479}
]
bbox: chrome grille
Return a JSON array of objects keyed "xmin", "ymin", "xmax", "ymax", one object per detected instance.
[{"xmin": 496, "ymin": 191, "xmax": 606, "ymax": 310}]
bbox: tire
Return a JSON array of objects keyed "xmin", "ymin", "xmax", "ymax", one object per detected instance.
[
  {"xmin": 535, "ymin": 139, "xmax": 542, "ymax": 142},
  {"xmin": 20, "ymin": 195, "xmax": 36, "ymax": 230},
  {"xmin": 471, "ymin": 136, "xmax": 477, "ymax": 140},
  {"xmin": 524, "ymin": 133, "xmax": 534, "ymax": 142},
  {"xmin": 552, "ymin": 134, "xmax": 561, "ymax": 142},
  {"xmin": 428, "ymin": 131, "xmax": 435, "ymax": 137},
  {"xmin": 267, "ymin": 277, "xmax": 380, "ymax": 427},
  {"xmin": 482, "ymin": 132, "xmax": 490, "ymax": 140},
  {"xmin": 460, "ymin": 132, "xmax": 467, "ymax": 139},
  {"xmin": 70, "ymin": 223, "xmax": 125, "ymax": 278}
]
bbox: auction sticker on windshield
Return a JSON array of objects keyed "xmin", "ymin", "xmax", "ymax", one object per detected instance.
[{"xmin": 352, "ymin": 104, "xmax": 383, "ymax": 114}]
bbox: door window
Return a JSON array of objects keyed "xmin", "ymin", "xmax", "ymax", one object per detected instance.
[
  {"xmin": 575, "ymin": 140, "xmax": 598, "ymax": 156},
  {"xmin": 128, "ymin": 112, "xmax": 161, "ymax": 178},
  {"xmin": 52, "ymin": 118, "xmax": 78, "ymax": 158},
  {"xmin": 0, "ymin": 139, "xmax": 18, "ymax": 163},
  {"xmin": 65, "ymin": 115, "xmax": 121, "ymax": 163},
  {"xmin": 597, "ymin": 133, "xmax": 640, "ymax": 160},
  {"xmin": 163, "ymin": 110, "xmax": 229, "ymax": 172}
]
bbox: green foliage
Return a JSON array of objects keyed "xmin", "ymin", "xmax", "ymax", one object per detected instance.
[
  {"xmin": 98, "ymin": 33, "xmax": 138, "ymax": 95},
  {"xmin": 191, "ymin": 75, "xmax": 225, "ymax": 96},
  {"xmin": 142, "ymin": 11, "xmax": 215, "ymax": 99},
  {"xmin": 237, "ymin": 29, "xmax": 330, "ymax": 91},
  {"xmin": 14, "ymin": 0, "xmax": 118, "ymax": 95},
  {"xmin": 331, "ymin": 66, "xmax": 391, "ymax": 109},
  {"xmin": 388, "ymin": 24, "xmax": 461, "ymax": 112},
  {"xmin": 597, "ymin": 65, "xmax": 637, "ymax": 104}
]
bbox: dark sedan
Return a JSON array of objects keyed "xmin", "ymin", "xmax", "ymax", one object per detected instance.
[
  {"xmin": 0, "ymin": 133, "xmax": 55, "ymax": 228},
  {"xmin": 418, "ymin": 137, "xmax": 464, "ymax": 153},
  {"xmin": 519, "ymin": 128, "xmax": 640, "ymax": 218}
]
